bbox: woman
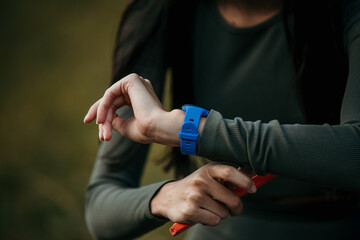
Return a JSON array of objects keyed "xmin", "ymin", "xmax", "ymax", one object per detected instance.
[{"xmin": 84, "ymin": 0, "xmax": 360, "ymax": 239}]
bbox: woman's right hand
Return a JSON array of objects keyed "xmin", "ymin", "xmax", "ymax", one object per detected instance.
[
  {"xmin": 84, "ymin": 73, "xmax": 185, "ymax": 146},
  {"xmin": 150, "ymin": 163, "xmax": 257, "ymax": 226}
]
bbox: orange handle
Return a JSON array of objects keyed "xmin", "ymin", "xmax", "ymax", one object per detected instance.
[{"xmin": 169, "ymin": 174, "xmax": 277, "ymax": 236}]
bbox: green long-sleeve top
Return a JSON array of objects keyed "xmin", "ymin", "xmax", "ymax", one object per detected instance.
[{"xmin": 85, "ymin": 1, "xmax": 360, "ymax": 239}]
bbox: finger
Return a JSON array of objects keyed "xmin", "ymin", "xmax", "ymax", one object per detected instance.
[
  {"xmin": 84, "ymin": 99, "xmax": 101, "ymax": 123},
  {"xmin": 112, "ymin": 116, "xmax": 130, "ymax": 136},
  {"xmin": 99, "ymin": 124, "xmax": 104, "ymax": 141},
  {"xmin": 181, "ymin": 206, "xmax": 222, "ymax": 226},
  {"xmin": 97, "ymin": 75, "xmax": 147, "ymax": 124},
  {"xmin": 96, "ymin": 80, "xmax": 125, "ymax": 124},
  {"xmin": 102, "ymin": 107, "xmax": 115, "ymax": 141},
  {"xmin": 102, "ymin": 96, "xmax": 126, "ymax": 141},
  {"xmin": 206, "ymin": 179, "xmax": 243, "ymax": 216},
  {"xmin": 196, "ymin": 209, "xmax": 222, "ymax": 226},
  {"xmin": 224, "ymin": 168, "xmax": 255, "ymax": 190},
  {"xmin": 97, "ymin": 93, "xmax": 117, "ymax": 124},
  {"xmin": 229, "ymin": 199, "xmax": 243, "ymax": 216},
  {"xmin": 112, "ymin": 116, "xmax": 151, "ymax": 143},
  {"xmin": 111, "ymin": 113, "xmax": 126, "ymax": 128},
  {"xmin": 208, "ymin": 164, "xmax": 256, "ymax": 193},
  {"xmin": 98, "ymin": 73, "xmax": 143, "ymax": 123},
  {"xmin": 127, "ymin": 77, "xmax": 163, "ymax": 118},
  {"xmin": 199, "ymin": 195, "xmax": 230, "ymax": 220},
  {"xmin": 111, "ymin": 116, "xmax": 138, "ymax": 140}
]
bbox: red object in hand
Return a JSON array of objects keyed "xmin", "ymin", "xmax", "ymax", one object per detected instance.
[{"xmin": 169, "ymin": 174, "xmax": 277, "ymax": 236}]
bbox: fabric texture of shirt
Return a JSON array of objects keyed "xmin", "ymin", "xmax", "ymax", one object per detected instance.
[{"xmin": 85, "ymin": 0, "xmax": 360, "ymax": 239}]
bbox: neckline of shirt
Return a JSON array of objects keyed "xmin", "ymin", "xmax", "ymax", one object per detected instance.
[{"xmin": 208, "ymin": 0, "xmax": 283, "ymax": 35}]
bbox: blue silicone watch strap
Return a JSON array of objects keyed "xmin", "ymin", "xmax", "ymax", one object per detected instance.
[{"xmin": 179, "ymin": 106, "xmax": 209, "ymax": 155}]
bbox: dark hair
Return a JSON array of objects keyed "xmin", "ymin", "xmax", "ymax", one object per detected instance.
[
  {"xmin": 111, "ymin": 0, "xmax": 348, "ymax": 178},
  {"xmin": 291, "ymin": 0, "xmax": 348, "ymax": 124}
]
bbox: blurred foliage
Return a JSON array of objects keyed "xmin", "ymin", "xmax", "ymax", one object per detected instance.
[{"xmin": 0, "ymin": 1, "xmax": 182, "ymax": 239}]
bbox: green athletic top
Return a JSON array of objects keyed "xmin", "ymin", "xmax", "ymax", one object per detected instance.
[
  {"xmin": 188, "ymin": 2, "xmax": 360, "ymax": 239},
  {"xmin": 85, "ymin": 1, "xmax": 360, "ymax": 239}
]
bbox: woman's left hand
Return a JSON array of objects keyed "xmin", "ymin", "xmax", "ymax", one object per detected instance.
[{"xmin": 84, "ymin": 73, "xmax": 184, "ymax": 145}]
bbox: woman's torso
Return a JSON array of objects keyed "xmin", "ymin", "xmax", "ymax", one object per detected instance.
[{"xmin": 186, "ymin": 1, "xmax": 360, "ymax": 239}]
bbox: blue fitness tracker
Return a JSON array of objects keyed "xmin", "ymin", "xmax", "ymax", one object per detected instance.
[{"xmin": 179, "ymin": 105, "xmax": 209, "ymax": 155}]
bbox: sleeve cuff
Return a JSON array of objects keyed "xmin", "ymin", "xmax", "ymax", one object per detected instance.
[
  {"xmin": 197, "ymin": 110, "xmax": 219, "ymax": 158},
  {"xmin": 143, "ymin": 180, "xmax": 175, "ymax": 222}
]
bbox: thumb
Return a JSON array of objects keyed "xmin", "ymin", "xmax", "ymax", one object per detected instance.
[
  {"xmin": 112, "ymin": 116, "xmax": 149, "ymax": 143},
  {"xmin": 111, "ymin": 115, "xmax": 128, "ymax": 135}
]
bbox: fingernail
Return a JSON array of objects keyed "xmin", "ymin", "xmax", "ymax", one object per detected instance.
[{"xmin": 251, "ymin": 184, "xmax": 257, "ymax": 193}]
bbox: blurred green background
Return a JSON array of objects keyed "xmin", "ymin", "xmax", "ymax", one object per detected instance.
[{"xmin": 0, "ymin": 1, "xmax": 181, "ymax": 239}]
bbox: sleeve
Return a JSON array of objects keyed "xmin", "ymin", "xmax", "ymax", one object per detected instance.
[
  {"xmin": 85, "ymin": 107, "xmax": 171, "ymax": 240},
  {"xmin": 85, "ymin": 5, "xmax": 172, "ymax": 239},
  {"xmin": 197, "ymin": 1, "xmax": 360, "ymax": 192}
]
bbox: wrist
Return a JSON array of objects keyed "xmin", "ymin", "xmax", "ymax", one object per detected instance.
[
  {"xmin": 179, "ymin": 106, "xmax": 209, "ymax": 155},
  {"xmin": 149, "ymin": 108, "xmax": 207, "ymax": 148},
  {"xmin": 151, "ymin": 109, "xmax": 184, "ymax": 146},
  {"xmin": 150, "ymin": 181, "xmax": 175, "ymax": 218}
]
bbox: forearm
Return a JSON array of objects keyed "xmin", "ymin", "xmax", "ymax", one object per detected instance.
[
  {"xmin": 198, "ymin": 110, "xmax": 360, "ymax": 191},
  {"xmin": 85, "ymin": 114, "xmax": 171, "ymax": 239},
  {"xmin": 86, "ymin": 180, "xmax": 170, "ymax": 240},
  {"xmin": 146, "ymin": 106, "xmax": 360, "ymax": 191}
]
